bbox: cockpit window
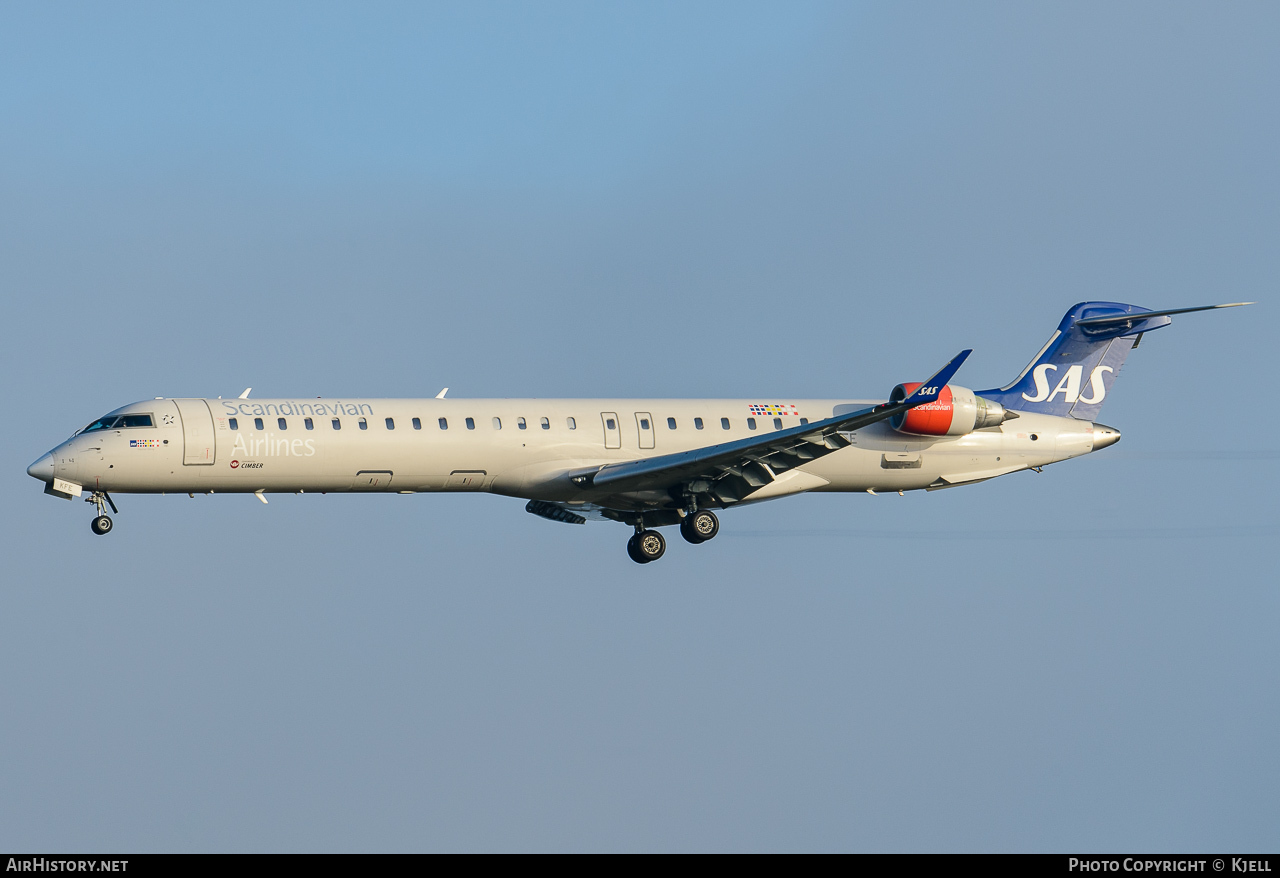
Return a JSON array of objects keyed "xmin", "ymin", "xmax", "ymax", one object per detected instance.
[{"xmin": 83, "ymin": 413, "xmax": 153, "ymax": 432}]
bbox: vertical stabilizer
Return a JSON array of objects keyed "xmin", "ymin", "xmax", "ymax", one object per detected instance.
[{"xmin": 978, "ymin": 302, "xmax": 1171, "ymax": 419}]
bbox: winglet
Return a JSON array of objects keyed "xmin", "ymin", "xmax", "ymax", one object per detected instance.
[
  {"xmin": 435, "ymin": 387, "xmax": 449, "ymax": 399},
  {"xmin": 239, "ymin": 388, "xmax": 252, "ymax": 399},
  {"xmin": 903, "ymin": 350, "xmax": 972, "ymax": 404}
]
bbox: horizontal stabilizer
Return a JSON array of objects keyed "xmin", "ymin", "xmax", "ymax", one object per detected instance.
[{"xmin": 1074, "ymin": 302, "xmax": 1254, "ymax": 328}]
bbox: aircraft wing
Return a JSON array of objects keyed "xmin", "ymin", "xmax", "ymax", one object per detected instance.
[{"xmin": 574, "ymin": 350, "xmax": 971, "ymax": 503}]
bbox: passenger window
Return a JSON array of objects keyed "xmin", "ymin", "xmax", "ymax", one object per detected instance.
[
  {"xmin": 667, "ymin": 417, "xmax": 677, "ymax": 430},
  {"xmin": 254, "ymin": 417, "xmax": 264, "ymax": 431},
  {"xmin": 540, "ymin": 417, "xmax": 550, "ymax": 430},
  {"xmin": 493, "ymin": 417, "xmax": 502, "ymax": 430},
  {"xmin": 800, "ymin": 417, "xmax": 808, "ymax": 425},
  {"xmin": 438, "ymin": 418, "xmax": 448, "ymax": 430},
  {"xmin": 358, "ymin": 418, "xmax": 368, "ymax": 430},
  {"xmin": 774, "ymin": 418, "xmax": 783, "ymax": 430},
  {"xmin": 386, "ymin": 418, "xmax": 395, "ymax": 430},
  {"xmin": 606, "ymin": 418, "xmax": 616, "ymax": 430},
  {"xmin": 304, "ymin": 418, "xmax": 313, "ymax": 430},
  {"xmin": 466, "ymin": 417, "xmax": 475, "ymax": 430},
  {"xmin": 412, "ymin": 417, "xmax": 421, "ymax": 430},
  {"xmin": 747, "ymin": 418, "xmax": 757, "ymax": 430},
  {"xmin": 228, "ymin": 418, "xmax": 238, "ymax": 430},
  {"xmin": 639, "ymin": 418, "xmax": 650, "ymax": 430},
  {"xmin": 518, "ymin": 417, "xmax": 527, "ymax": 430},
  {"xmin": 694, "ymin": 417, "xmax": 703, "ymax": 430},
  {"xmin": 117, "ymin": 414, "xmax": 153, "ymax": 428},
  {"xmin": 720, "ymin": 418, "xmax": 730, "ymax": 430},
  {"xmin": 278, "ymin": 417, "xmax": 287, "ymax": 430},
  {"xmin": 332, "ymin": 418, "xmax": 342, "ymax": 430},
  {"xmin": 566, "ymin": 417, "xmax": 576, "ymax": 430}
]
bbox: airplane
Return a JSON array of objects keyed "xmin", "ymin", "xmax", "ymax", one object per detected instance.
[{"xmin": 26, "ymin": 300, "xmax": 1251, "ymax": 563}]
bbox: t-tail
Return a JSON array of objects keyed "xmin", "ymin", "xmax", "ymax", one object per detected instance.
[{"xmin": 979, "ymin": 301, "xmax": 1253, "ymax": 420}]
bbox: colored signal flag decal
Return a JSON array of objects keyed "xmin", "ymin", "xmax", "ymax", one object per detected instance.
[
  {"xmin": 748, "ymin": 404, "xmax": 800, "ymax": 417},
  {"xmin": 130, "ymin": 439, "xmax": 162, "ymax": 448}
]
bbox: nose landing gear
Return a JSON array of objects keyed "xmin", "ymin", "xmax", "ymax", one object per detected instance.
[{"xmin": 86, "ymin": 491, "xmax": 118, "ymax": 536}]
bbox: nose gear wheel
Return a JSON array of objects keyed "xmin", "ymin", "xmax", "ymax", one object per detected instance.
[{"xmin": 85, "ymin": 491, "xmax": 118, "ymax": 536}]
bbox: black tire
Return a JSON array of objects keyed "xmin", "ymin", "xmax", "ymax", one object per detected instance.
[
  {"xmin": 90, "ymin": 515, "xmax": 113, "ymax": 535},
  {"xmin": 635, "ymin": 529, "xmax": 665, "ymax": 562},
  {"xmin": 681, "ymin": 510, "xmax": 719, "ymax": 544},
  {"xmin": 626, "ymin": 533, "xmax": 649, "ymax": 564}
]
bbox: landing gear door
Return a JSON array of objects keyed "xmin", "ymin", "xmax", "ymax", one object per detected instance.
[
  {"xmin": 601, "ymin": 413, "xmax": 621, "ymax": 449},
  {"xmin": 635, "ymin": 412, "xmax": 655, "ymax": 449},
  {"xmin": 174, "ymin": 399, "xmax": 216, "ymax": 465}
]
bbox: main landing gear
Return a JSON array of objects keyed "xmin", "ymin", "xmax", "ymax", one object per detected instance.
[
  {"xmin": 87, "ymin": 491, "xmax": 118, "ymax": 536},
  {"xmin": 627, "ymin": 529, "xmax": 666, "ymax": 564},
  {"xmin": 626, "ymin": 510, "xmax": 719, "ymax": 564},
  {"xmin": 680, "ymin": 509, "xmax": 719, "ymax": 544}
]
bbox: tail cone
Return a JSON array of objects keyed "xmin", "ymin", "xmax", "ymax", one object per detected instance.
[{"xmin": 1092, "ymin": 423, "xmax": 1121, "ymax": 451}]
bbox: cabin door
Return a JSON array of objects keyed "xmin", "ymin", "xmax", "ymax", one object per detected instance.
[{"xmin": 174, "ymin": 399, "xmax": 216, "ymax": 465}]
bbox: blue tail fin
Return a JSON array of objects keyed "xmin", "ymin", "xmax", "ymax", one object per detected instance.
[{"xmin": 979, "ymin": 302, "xmax": 1172, "ymax": 420}]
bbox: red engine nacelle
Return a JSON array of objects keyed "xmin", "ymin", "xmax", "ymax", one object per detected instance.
[{"xmin": 889, "ymin": 383, "xmax": 1014, "ymax": 436}]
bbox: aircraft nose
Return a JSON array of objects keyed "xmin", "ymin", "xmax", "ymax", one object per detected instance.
[
  {"xmin": 26, "ymin": 452, "xmax": 54, "ymax": 482},
  {"xmin": 1092, "ymin": 423, "xmax": 1121, "ymax": 451}
]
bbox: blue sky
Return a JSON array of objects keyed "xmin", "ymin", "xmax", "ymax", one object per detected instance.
[{"xmin": 1, "ymin": 2, "xmax": 1276, "ymax": 851}]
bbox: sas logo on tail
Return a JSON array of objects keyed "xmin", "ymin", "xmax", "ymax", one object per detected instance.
[{"xmin": 1023, "ymin": 364, "xmax": 1112, "ymax": 404}]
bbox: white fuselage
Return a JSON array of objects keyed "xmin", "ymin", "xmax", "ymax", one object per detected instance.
[{"xmin": 35, "ymin": 397, "xmax": 1106, "ymax": 511}]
